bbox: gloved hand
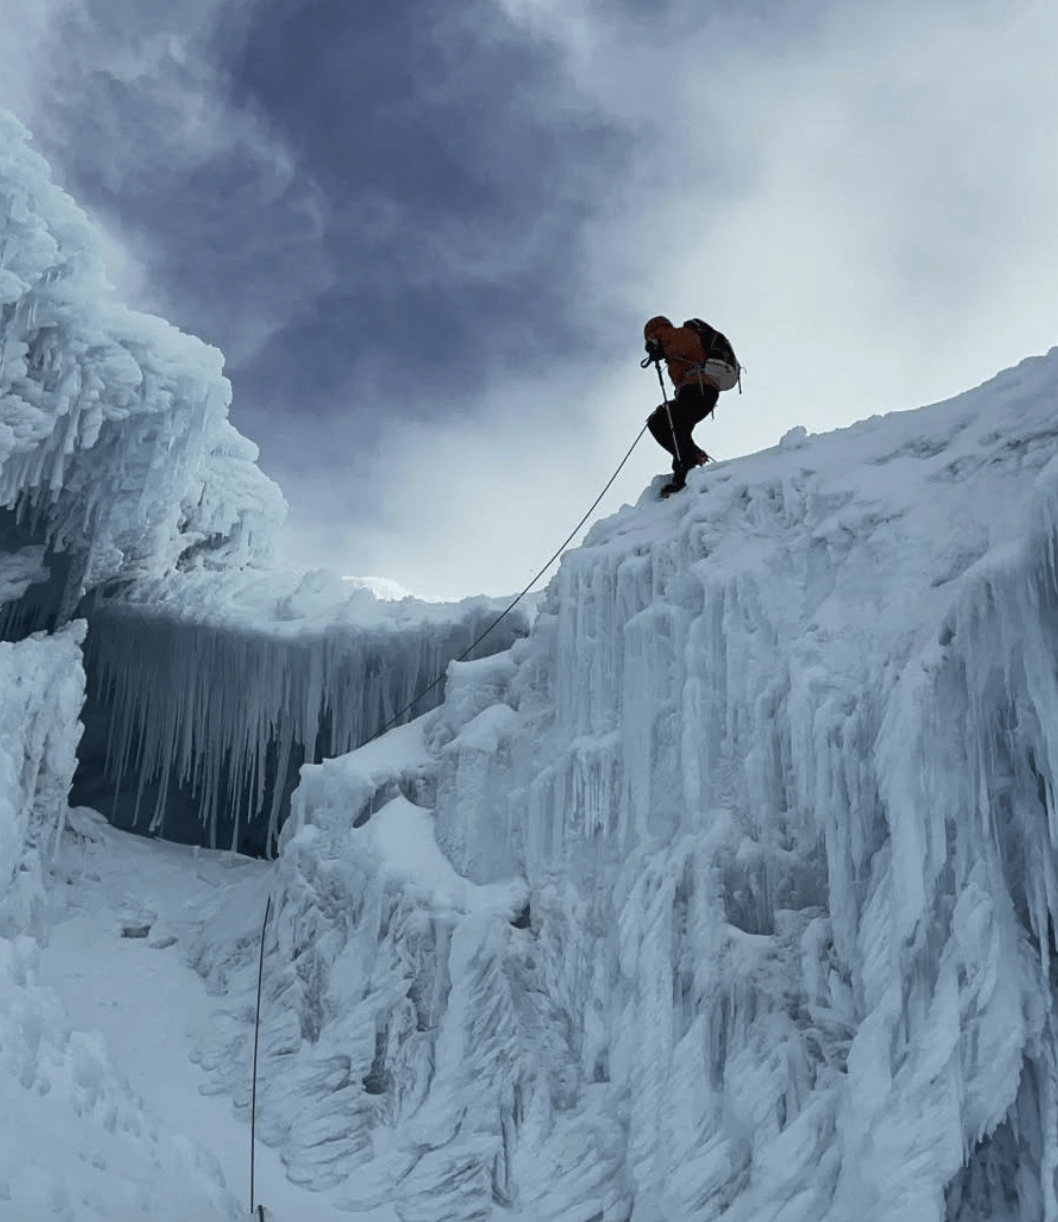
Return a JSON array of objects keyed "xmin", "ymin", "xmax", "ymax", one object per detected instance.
[{"xmin": 644, "ymin": 338, "xmax": 665, "ymax": 364}]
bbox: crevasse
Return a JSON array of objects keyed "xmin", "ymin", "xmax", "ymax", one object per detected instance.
[{"xmin": 192, "ymin": 349, "xmax": 1058, "ymax": 1221}]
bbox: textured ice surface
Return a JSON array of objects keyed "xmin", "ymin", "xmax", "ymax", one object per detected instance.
[
  {"xmin": 0, "ymin": 110, "xmax": 529, "ymax": 854},
  {"xmin": 188, "ymin": 349, "xmax": 1058, "ymax": 1221},
  {"xmin": 0, "ymin": 622, "xmax": 84, "ymax": 937},
  {"xmin": 77, "ymin": 567, "xmax": 535, "ymax": 850},
  {"xmin": 0, "ymin": 108, "xmax": 284, "ymax": 635}
]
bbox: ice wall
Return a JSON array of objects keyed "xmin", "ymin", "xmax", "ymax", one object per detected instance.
[
  {"xmin": 0, "ymin": 107, "xmax": 532, "ymax": 857},
  {"xmin": 75, "ymin": 567, "xmax": 534, "ymax": 853},
  {"xmin": 191, "ymin": 350, "xmax": 1058, "ymax": 1221},
  {"xmin": 0, "ymin": 109, "xmax": 285, "ymax": 637}
]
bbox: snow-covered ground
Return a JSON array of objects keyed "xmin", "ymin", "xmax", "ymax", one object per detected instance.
[{"xmin": 28, "ymin": 806, "xmax": 388, "ymax": 1222}]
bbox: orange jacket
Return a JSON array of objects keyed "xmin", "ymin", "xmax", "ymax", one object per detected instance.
[{"xmin": 644, "ymin": 316, "xmax": 707, "ymax": 392}]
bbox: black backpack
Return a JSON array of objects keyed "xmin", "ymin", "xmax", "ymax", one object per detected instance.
[{"xmin": 683, "ymin": 319, "xmax": 741, "ymax": 392}]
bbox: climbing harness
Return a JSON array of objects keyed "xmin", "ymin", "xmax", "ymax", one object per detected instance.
[{"xmin": 362, "ymin": 423, "xmax": 650, "ymax": 747}]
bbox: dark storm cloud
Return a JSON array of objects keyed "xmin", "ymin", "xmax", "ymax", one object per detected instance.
[
  {"xmin": 222, "ymin": 0, "xmax": 627, "ymax": 415},
  {"xmin": 20, "ymin": 0, "xmax": 329, "ymax": 367},
  {"xmin": 37, "ymin": 1, "xmax": 618, "ymax": 379},
  {"xmin": 12, "ymin": 0, "xmax": 633, "ymax": 513}
]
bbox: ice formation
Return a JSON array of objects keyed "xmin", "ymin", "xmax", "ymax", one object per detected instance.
[
  {"xmin": 0, "ymin": 111, "xmax": 292, "ymax": 1219},
  {"xmin": 77, "ymin": 567, "xmax": 533, "ymax": 853},
  {"xmin": 187, "ymin": 350, "xmax": 1058, "ymax": 1221},
  {"xmin": 0, "ymin": 627, "xmax": 246, "ymax": 1220},
  {"xmin": 0, "ymin": 623, "xmax": 84, "ymax": 938},
  {"xmin": 0, "ymin": 107, "xmax": 285, "ymax": 641},
  {"xmin": 1, "ymin": 109, "xmax": 529, "ymax": 856}
]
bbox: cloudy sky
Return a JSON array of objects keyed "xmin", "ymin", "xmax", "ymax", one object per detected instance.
[{"xmin": 1, "ymin": 0, "xmax": 1056, "ymax": 598}]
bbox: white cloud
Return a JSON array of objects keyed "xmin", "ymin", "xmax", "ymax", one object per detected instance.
[
  {"xmin": 275, "ymin": 365, "xmax": 619, "ymax": 600},
  {"xmin": 563, "ymin": 0, "xmax": 1058, "ymax": 417}
]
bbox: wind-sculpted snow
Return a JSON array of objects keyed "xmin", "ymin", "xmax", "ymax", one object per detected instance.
[
  {"xmin": 77, "ymin": 567, "xmax": 535, "ymax": 851},
  {"xmin": 0, "ymin": 109, "xmax": 285, "ymax": 633},
  {"xmin": 0, "ymin": 623, "xmax": 84, "ymax": 937},
  {"xmin": 190, "ymin": 349, "xmax": 1058, "ymax": 1220}
]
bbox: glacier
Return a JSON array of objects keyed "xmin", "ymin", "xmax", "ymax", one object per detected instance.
[{"xmin": 4, "ymin": 100, "xmax": 1058, "ymax": 1222}]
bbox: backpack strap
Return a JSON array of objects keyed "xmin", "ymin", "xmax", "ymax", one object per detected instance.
[
  {"xmin": 684, "ymin": 319, "xmax": 718, "ymax": 361},
  {"xmin": 682, "ymin": 319, "xmax": 741, "ymax": 395}
]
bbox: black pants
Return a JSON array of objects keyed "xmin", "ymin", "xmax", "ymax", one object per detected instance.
[{"xmin": 647, "ymin": 383, "xmax": 719, "ymax": 479}]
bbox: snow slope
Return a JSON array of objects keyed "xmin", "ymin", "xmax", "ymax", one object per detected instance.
[
  {"xmin": 188, "ymin": 348, "xmax": 1058, "ymax": 1221},
  {"xmin": 37, "ymin": 806, "xmax": 391, "ymax": 1222}
]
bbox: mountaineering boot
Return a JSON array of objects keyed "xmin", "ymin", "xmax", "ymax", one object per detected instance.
[{"xmin": 659, "ymin": 451, "xmax": 709, "ymax": 498}]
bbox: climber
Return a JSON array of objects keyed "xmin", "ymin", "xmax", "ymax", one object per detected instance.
[{"xmin": 642, "ymin": 316, "xmax": 740, "ymax": 497}]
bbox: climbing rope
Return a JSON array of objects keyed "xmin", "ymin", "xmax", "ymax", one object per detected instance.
[
  {"xmin": 249, "ymin": 893, "xmax": 272, "ymax": 1216},
  {"xmin": 364, "ymin": 422, "xmax": 650, "ymax": 746}
]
